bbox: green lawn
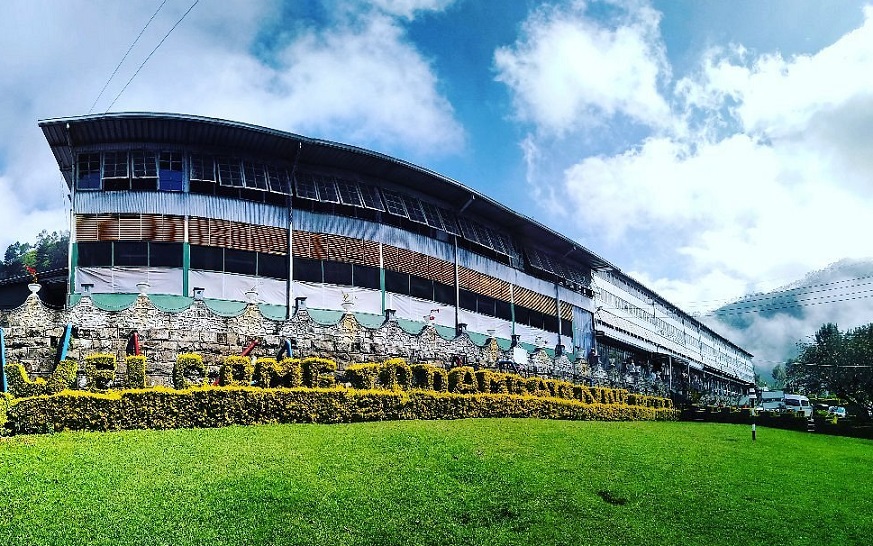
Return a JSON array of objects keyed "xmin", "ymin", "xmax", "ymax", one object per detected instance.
[{"xmin": 1, "ymin": 420, "xmax": 871, "ymax": 545}]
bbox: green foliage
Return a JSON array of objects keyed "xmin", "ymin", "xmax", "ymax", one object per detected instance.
[
  {"xmin": 448, "ymin": 366, "xmax": 477, "ymax": 394},
  {"xmin": 0, "ymin": 392, "xmax": 11, "ymax": 430},
  {"xmin": 0, "ymin": 230, "xmax": 69, "ymax": 281},
  {"xmin": 125, "ymin": 356, "xmax": 147, "ymax": 389},
  {"xmin": 173, "ymin": 353, "xmax": 206, "ymax": 389},
  {"xmin": 7, "ymin": 388, "xmax": 677, "ymax": 434},
  {"xmin": 379, "ymin": 358, "xmax": 411, "ymax": 390},
  {"xmin": 301, "ymin": 357, "xmax": 336, "ymax": 388},
  {"xmin": 345, "ymin": 363, "xmax": 381, "ymax": 390},
  {"xmin": 85, "ymin": 353, "xmax": 117, "ymax": 390},
  {"xmin": 6, "ymin": 360, "xmax": 78, "ymax": 398},
  {"xmin": 410, "ymin": 364, "xmax": 448, "ymax": 392},
  {"xmin": 791, "ymin": 322, "xmax": 873, "ymax": 416},
  {"xmin": 219, "ymin": 356, "xmax": 254, "ymax": 386},
  {"xmin": 253, "ymin": 358, "xmax": 303, "ymax": 388}
]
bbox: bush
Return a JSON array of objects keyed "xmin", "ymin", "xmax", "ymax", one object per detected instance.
[
  {"xmin": 85, "ymin": 353, "xmax": 117, "ymax": 390},
  {"xmin": 525, "ymin": 377, "xmax": 549, "ymax": 398},
  {"xmin": 125, "ymin": 356, "xmax": 147, "ymax": 389},
  {"xmin": 7, "ymin": 388, "xmax": 679, "ymax": 434},
  {"xmin": 6, "ymin": 360, "xmax": 78, "ymax": 398},
  {"xmin": 0, "ymin": 392, "xmax": 11, "ymax": 430},
  {"xmin": 174, "ymin": 353, "xmax": 206, "ymax": 389},
  {"xmin": 476, "ymin": 370, "xmax": 509, "ymax": 394},
  {"xmin": 410, "ymin": 364, "xmax": 448, "ymax": 392},
  {"xmin": 448, "ymin": 367, "xmax": 477, "ymax": 394},
  {"xmin": 379, "ymin": 358, "xmax": 412, "ymax": 390},
  {"xmin": 302, "ymin": 357, "xmax": 337, "ymax": 388},
  {"xmin": 219, "ymin": 356, "xmax": 254, "ymax": 387},
  {"xmin": 345, "ymin": 363, "xmax": 381, "ymax": 390}
]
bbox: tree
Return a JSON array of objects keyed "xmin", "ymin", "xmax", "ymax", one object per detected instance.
[
  {"xmin": 770, "ymin": 363, "xmax": 786, "ymax": 389},
  {"xmin": 0, "ymin": 231, "xmax": 68, "ymax": 281},
  {"xmin": 790, "ymin": 323, "xmax": 873, "ymax": 418}
]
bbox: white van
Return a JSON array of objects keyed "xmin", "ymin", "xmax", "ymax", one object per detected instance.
[{"xmin": 784, "ymin": 394, "xmax": 812, "ymax": 417}]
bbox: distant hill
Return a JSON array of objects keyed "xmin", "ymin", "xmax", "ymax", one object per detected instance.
[{"xmin": 704, "ymin": 258, "xmax": 873, "ymax": 377}]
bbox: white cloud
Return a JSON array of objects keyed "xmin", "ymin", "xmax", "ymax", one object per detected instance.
[
  {"xmin": 494, "ymin": 0, "xmax": 672, "ymax": 135},
  {"xmin": 367, "ymin": 0, "xmax": 456, "ymax": 20},
  {"xmin": 0, "ymin": 0, "xmax": 463, "ymax": 252},
  {"xmin": 501, "ymin": 1, "xmax": 873, "ymax": 323}
]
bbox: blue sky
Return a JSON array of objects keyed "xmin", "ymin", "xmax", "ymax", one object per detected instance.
[{"xmin": 1, "ymin": 0, "xmax": 871, "ymax": 331}]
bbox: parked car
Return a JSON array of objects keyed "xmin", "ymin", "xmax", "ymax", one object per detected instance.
[
  {"xmin": 784, "ymin": 394, "xmax": 813, "ymax": 417},
  {"xmin": 828, "ymin": 406, "xmax": 848, "ymax": 419}
]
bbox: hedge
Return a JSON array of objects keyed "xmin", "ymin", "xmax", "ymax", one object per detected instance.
[
  {"xmin": 85, "ymin": 353, "xmax": 117, "ymax": 390},
  {"xmin": 125, "ymin": 355, "xmax": 147, "ymax": 389},
  {"xmin": 5, "ymin": 360, "xmax": 78, "ymax": 398},
  {"xmin": 0, "ymin": 392, "xmax": 11, "ymax": 430},
  {"xmin": 6, "ymin": 387, "xmax": 678, "ymax": 434},
  {"xmin": 219, "ymin": 355, "xmax": 254, "ymax": 387},
  {"xmin": 173, "ymin": 353, "xmax": 206, "ymax": 389}
]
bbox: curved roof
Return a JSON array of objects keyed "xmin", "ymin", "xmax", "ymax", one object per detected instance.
[{"xmin": 39, "ymin": 112, "xmax": 615, "ymax": 271}]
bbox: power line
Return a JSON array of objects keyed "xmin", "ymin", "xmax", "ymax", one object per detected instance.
[
  {"xmin": 105, "ymin": 0, "xmax": 200, "ymax": 112},
  {"xmin": 89, "ymin": 0, "xmax": 168, "ymax": 114},
  {"xmin": 686, "ymin": 273, "xmax": 873, "ymax": 310},
  {"xmin": 706, "ymin": 289, "xmax": 873, "ymax": 317}
]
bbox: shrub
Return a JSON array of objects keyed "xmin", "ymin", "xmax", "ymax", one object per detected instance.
[
  {"xmin": 302, "ymin": 357, "xmax": 337, "ymax": 388},
  {"xmin": 525, "ymin": 377, "xmax": 549, "ymax": 398},
  {"xmin": 379, "ymin": 358, "xmax": 412, "ymax": 390},
  {"xmin": 253, "ymin": 358, "xmax": 280, "ymax": 387},
  {"xmin": 219, "ymin": 356, "xmax": 254, "ymax": 386},
  {"xmin": 410, "ymin": 364, "xmax": 447, "ymax": 392},
  {"xmin": 7, "ymin": 388, "xmax": 679, "ymax": 434},
  {"xmin": 505, "ymin": 374, "xmax": 528, "ymax": 396},
  {"xmin": 173, "ymin": 353, "xmax": 206, "ymax": 389},
  {"xmin": 253, "ymin": 358, "xmax": 303, "ymax": 388},
  {"xmin": 85, "ymin": 353, "xmax": 117, "ymax": 390},
  {"xmin": 125, "ymin": 356, "xmax": 147, "ymax": 389},
  {"xmin": 476, "ymin": 370, "xmax": 509, "ymax": 394},
  {"xmin": 448, "ymin": 366, "xmax": 477, "ymax": 394},
  {"xmin": 1, "ymin": 392, "xmax": 11, "ymax": 430},
  {"xmin": 345, "ymin": 363, "xmax": 381, "ymax": 390},
  {"xmin": 6, "ymin": 360, "xmax": 78, "ymax": 398},
  {"xmin": 574, "ymin": 385, "xmax": 595, "ymax": 404}
]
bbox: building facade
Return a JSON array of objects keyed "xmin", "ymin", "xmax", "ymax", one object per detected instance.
[{"xmin": 38, "ymin": 112, "xmax": 753, "ymax": 396}]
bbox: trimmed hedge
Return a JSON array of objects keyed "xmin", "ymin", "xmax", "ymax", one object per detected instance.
[
  {"xmin": 411, "ymin": 364, "xmax": 447, "ymax": 392},
  {"xmin": 219, "ymin": 356, "xmax": 254, "ymax": 386},
  {"xmin": 7, "ymin": 387, "xmax": 679, "ymax": 434},
  {"xmin": 85, "ymin": 353, "xmax": 117, "ymax": 390},
  {"xmin": 379, "ymin": 358, "xmax": 412, "ymax": 390},
  {"xmin": 253, "ymin": 358, "xmax": 303, "ymax": 388},
  {"xmin": 173, "ymin": 353, "xmax": 206, "ymax": 389},
  {"xmin": 345, "ymin": 363, "xmax": 380, "ymax": 390},
  {"xmin": 6, "ymin": 360, "xmax": 78, "ymax": 398},
  {"xmin": 125, "ymin": 355, "xmax": 147, "ymax": 389},
  {"xmin": 0, "ymin": 392, "xmax": 11, "ymax": 430},
  {"xmin": 302, "ymin": 357, "xmax": 336, "ymax": 388},
  {"xmin": 448, "ymin": 366, "xmax": 477, "ymax": 394}
]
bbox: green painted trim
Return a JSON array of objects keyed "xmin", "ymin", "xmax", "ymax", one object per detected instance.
[
  {"xmin": 69, "ymin": 243, "xmax": 78, "ymax": 305},
  {"xmin": 380, "ymin": 267, "xmax": 386, "ymax": 313},
  {"xmin": 182, "ymin": 242, "xmax": 190, "ymax": 296}
]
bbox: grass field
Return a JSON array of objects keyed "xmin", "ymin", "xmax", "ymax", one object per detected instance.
[{"xmin": 1, "ymin": 419, "xmax": 871, "ymax": 546}]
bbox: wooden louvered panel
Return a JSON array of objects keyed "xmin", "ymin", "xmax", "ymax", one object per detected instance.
[
  {"xmin": 311, "ymin": 233, "xmax": 326, "ymax": 260},
  {"xmin": 325, "ymin": 234, "xmax": 344, "ymax": 262},
  {"xmin": 428, "ymin": 257, "xmax": 455, "ymax": 285},
  {"xmin": 209, "ymin": 218, "xmax": 233, "ymax": 248},
  {"xmin": 189, "ymin": 217, "xmax": 209, "ymax": 246},
  {"xmin": 141, "ymin": 215, "xmax": 158, "ymax": 241},
  {"xmin": 560, "ymin": 301, "xmax": 574, "ymax": 321},
  {"xmin": 161, "ymin": 215, "xmax": 184, "ymax": 242},
  {"xmin": 514, "ymin": 286, "xmax": 557, "ymax": 315},
  {"xmin": 344, "ymin": 237, "xmax": 364, "ymax": 265},
  {"xmin": 75, "ymin": 215, "xmax": 99, "ymax": 242},
  {"xmin": 96, "ymin": 214, "xmax": 119, "ymax": 241},
  {"xmin": 360, "ymin": 240, "xmax": 381, "ymax": 267},
  {"xmin": 481, "ymin": 275, "xmax": 511, "ymax": 302},
  {"xmin": 118, "ymin": 215, "xmax": 141, "ymax": 240},
  {"xmin": 457, "ymin": 267, "xmax": 479, "ymax": 291},
  {"xmin": 229, "ymin": 222, "xmax": 252, "ymax": 252},
  {"xmin": 251, "ymin": 225, "xmax": 288, "ymax": 254},
  {"xmin": 292, "ymin": 231, "xmax": 311, "ymax": 258}
]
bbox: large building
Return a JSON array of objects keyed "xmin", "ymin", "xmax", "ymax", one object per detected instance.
[{"xmin": 38, "ymin": 112, "xmax": 753, "ymax": 396}]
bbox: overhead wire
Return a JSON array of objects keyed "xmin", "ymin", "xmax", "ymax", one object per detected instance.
[
  {"xmin": 105, "ymin": 0, "xmax": 200, "ymax": 112},
  {"xmin": 89, "ymin": 0, "xmax": 169, "ymax": 114}
]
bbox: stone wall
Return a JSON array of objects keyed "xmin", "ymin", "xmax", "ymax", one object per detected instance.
[{"xmin": 1, "ymin": 292, "xmax": 573, "ymax": 387}]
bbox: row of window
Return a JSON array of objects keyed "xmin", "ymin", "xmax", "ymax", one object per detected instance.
[
  {"xmin": 77, "ymin": 242, "xmax": 289, "ymax": 280},
  {"xmin": 75, "ymin": 149, "xmax": 590, "ymax": 292}
]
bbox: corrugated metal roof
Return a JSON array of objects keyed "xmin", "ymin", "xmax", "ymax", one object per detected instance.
[{"xmin": 40, "ymin": 112, "xmax": 615, "ymax": 271}]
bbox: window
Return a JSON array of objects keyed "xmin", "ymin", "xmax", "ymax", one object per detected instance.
[
  {"xmin": 190, "ymin": 245, "xmax": 222, "ymax": 271},
  {"xmin": 113, "ymin": 241, "xmax": 149, "ymax": 266},
  {"xmin": 242, "ymin": 161, "xmax": 268, "ymax": 190},
  {"xmin": 265, "ymin": 165, "xmax": 287, "ymax": 193},
  {"xmin": 403, "ymin": 196, "xmax": 428, "ymax": 225},
  {"xmin": 495, "ymin": 299, "xmax": 512, "ymax": 321},
  {"xmin": 358, "ymin": 183, "xmax": 385, "ymax": 211},
  {"xmin": 420, "ymin": 201, "xmax": 445, "ymax": 231},
  {"xmin": 353, "ymin": 264, "xmax": 380, "ymax": 290},
  {"xmin": 459, "ymin": 288, "xmax": 477, "ymax": 312},
  {"xmin": 295, "ymin": 172, "xmax": 320, "ymax": 201},
  {"xmin": 217, "ymin": 157, "xmax": 243, "ymax": 187},
  {"xmin": 292, "ymin": 257, "xmax": 322, "ymax": 282},
  {"xmin": 224, "ymin": 248, "xmax": 256, "ymax": 275},
  {"xmin": 314, "ymin": 175, "xmax": 339, "ymax": 203},
  {"xmin": 336, "ymin": 179, "xmax": 363, "ymax": 207},
  {"xmin": 385, "ymin": 270, "xmax": 409, "ymax": 294},
  {"xmin": 77, "ymin": 153, "xmax": 101, "ymax": 190},
  {"xmin": 410, "ymin": 275, "xmax": 433, "ymax": 300},
  {"xmin": 158, "ymin": 151, "xmax": 184, "ymax": 192},
  {"xmin": 100, "ymin": 151, "xmax": 130, "ymax": 191},
  {"xmin": 131, "ymin": 150, "xmax": 157, "ymax": 190},
  {"xmin": 382, "ymin": 189, "xmax": 408, "ymax": 217},
  {"xmin": 433, "ymin": 281, "xmax": 454, "ymax": 305},
  {"xmin": 258, "ymin": 253, "xmax": 289, "ymax": 279},
  {"xmin": 150, "ymin": 242, "xmax": 183, "ymax": 268},
  {"xmin": 323, "ymin": 261, "xmax": 352, "ymax": 285},
  {"xmin": 77, "ymin": 242, "xmax": 112, "ymax": 266}
]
